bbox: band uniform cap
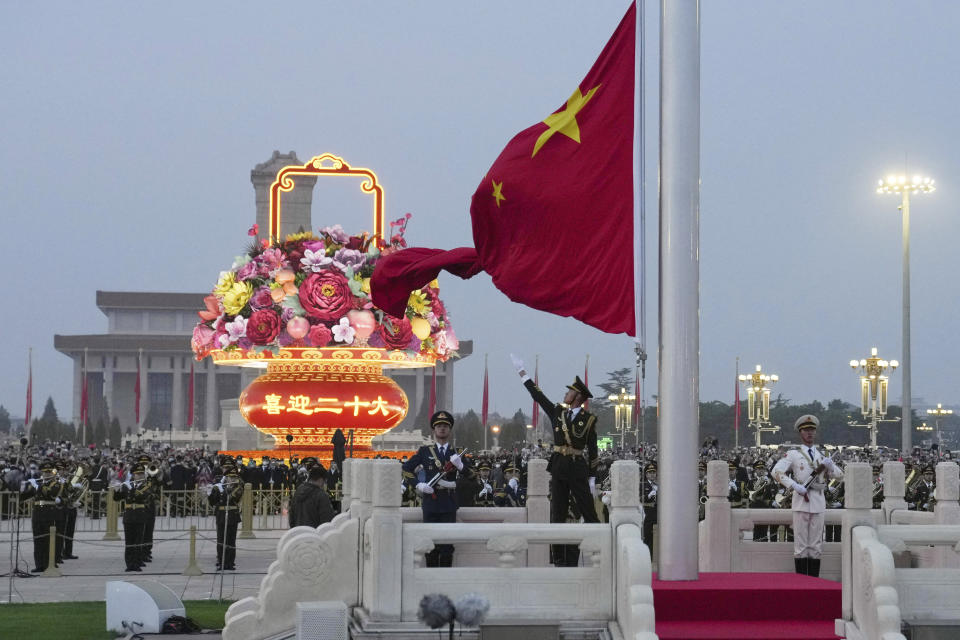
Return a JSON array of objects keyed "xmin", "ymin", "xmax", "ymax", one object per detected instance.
[
  {"xmin": 727, "ymin": 460, "xmax": 738, "ymax": 470},
  {"xmin": 40, "ymin": 461, "xmax": 56, "ymax": 472},
  {"xmin": 644, "ymin": 462, "xmax": 657, "ymax": 473},
  {"xmin": 225, "ymin": 469, "xmax": 240, "ymax": 477},
  {"xmin": 753, "ymin": 460, "xmax": 767, "ymax": 469},
  {"xmin": 566, "ymin": 375, "xmax": 593, "ymax": 399},
  {"xmin": 794, "ymin": 414, "xmax": 820, "ymax": 431},
  {"xmin": 430, "ymin": 410, "xmax": 455, "ymax": 428},
  {"xmin": 132, "ymin": 463, "xmax": 145, "ymax": 474}
]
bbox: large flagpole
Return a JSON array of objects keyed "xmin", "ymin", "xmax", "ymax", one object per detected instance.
[{"xmin": 658, "ymin": 0, "xmax": 701, "ymax": 580}]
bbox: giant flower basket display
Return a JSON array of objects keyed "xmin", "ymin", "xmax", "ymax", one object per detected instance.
[{"xmin": 191, "ymin": 154, "xmax": 458, "ymax": 461}]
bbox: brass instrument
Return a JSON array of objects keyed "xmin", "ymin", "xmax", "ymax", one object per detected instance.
[
  {"xmin": 748, "ymin": 479, "xmax": 769, "ymax": 504},
  {"xmin": 146, "ymin": 464, "xmax": 161, "ymax": 478},
  {"xmin": 67, "ymin": 462, "xmax": 91, "ymax": 504},
  {"xmin": 699, "ymin": 494, "xmax": 708, "ymax": 505}
]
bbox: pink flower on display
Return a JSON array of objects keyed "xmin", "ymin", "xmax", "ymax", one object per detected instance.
[
  {"xmin": 236, "ymin": 261, "xmax": 258, "ymax": 281},
  {"xmin": 332, "ymin": 317, "xmax": 355, "ymax": 344},
  {"xmin": 299, "ymin": 271, "xmax": 352, "ymax": 321},
  {"xmin": 220, "ymin": 316, "xmax": 248, "ymax": 348},
  {"xmin": 246, "ymin": 309, "xmax": 281, "ymax": 345},
  {"xmin": 191, "ymin": 324, "xmax": 216, "ymax": 359},
  {"xmin": 378, "ymin": 314, "xmax": 413, "ymax": 350},
  {"xmin": 249, "ymin": 287, "xmax": 274, "ymax": 310},
  {"xmin": 308, "ymin": 323, "xmax": 333, "ymax": 348}
]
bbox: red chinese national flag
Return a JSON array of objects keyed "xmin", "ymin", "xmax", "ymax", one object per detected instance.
[{"xmin": 372, "ymin": 3, "xmax": 637, "ymax": 336}]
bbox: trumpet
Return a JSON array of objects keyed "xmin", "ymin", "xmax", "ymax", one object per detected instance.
[{"xmin": 146, "ymin": 464, "xmax": 161, "ymax": 478}]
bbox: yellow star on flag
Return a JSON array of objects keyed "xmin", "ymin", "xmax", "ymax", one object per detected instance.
[
  {"xmin": 531, "ymin": 84, "xmax": 601, "ymax": 158},
  {"xmin": 491, "ymin": 180, "xmax": 506, "ymax": 208}
]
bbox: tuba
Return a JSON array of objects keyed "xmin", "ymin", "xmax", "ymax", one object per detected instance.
[{"xmin": 68, "ymin": 462, "xmax": 91, "ymax": 503}]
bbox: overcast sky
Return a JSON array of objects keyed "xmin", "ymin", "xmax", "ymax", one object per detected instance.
[{"xmin": 3, "ymin": 1, "xmax": 960, "ymax": 430}]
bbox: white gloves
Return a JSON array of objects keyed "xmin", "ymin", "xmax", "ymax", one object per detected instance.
[
  {"xmin": 214, "ymin": 482, "xmax": 224, "ymax": 492},
  {"xmin": 55, "ymin": 497, "xmax": 62, "ymax": 504},
  {"xmin": 449, "ymin": 453, "xmax": 464, "ymax": 470},
  {"xmin": 647, "ymin": 488, "xmax": 657, "ymax": 499},
  {"xmin": 72, "ymin": 482, "xmax": 83, "ymax": 489},
  {"xmin": 508, "ymin": 477, "xmax": 519, "ymax": 490},
  {"xmin": 795, "ymin": 484, "xmax": 808, "ymax": 496},
  {"xmin": 416, "ymin": 482, "xmax": 434, "ymax": 495},
  {"xmin": 588, "ymin": 477, "xmax": 596, "ymax": 496},
  {"xmin": 28, "ymin": 479, "xmax": 38, "ymax": 489},
  {"xmin": 601, "ymin": 491, "xmax": 611, "ymax": 506},
  {"xmin": 509, "ymin": 353, "xmax": 526, "ymax": 377},
  {"xmin": 479, "ymin": 482, "xmax": 492, "ymax": 497},
  {"xmin": 123, "ymin": 481, "xmax": 132, "ymax": 490},
  {"xmin": 437, "ymin": 479, "xmax": 456, "ymax": 489}
]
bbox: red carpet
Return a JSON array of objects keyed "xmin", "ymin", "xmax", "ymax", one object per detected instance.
[{"xmin": 653, "ymin": 572, "xmax": 841, "ymax": 639}]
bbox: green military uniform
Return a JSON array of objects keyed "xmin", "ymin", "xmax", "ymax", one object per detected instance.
[
  {"xmin": 209, "ymin": 467, "xmax": 243, "ymax": 570},
  {"xmin": 20, "ymin": 462, "xmax": 62, "ymax": 572},
  {"xmin": 115, "ymin": 463, "xmax": 152, "ymax": 572}
]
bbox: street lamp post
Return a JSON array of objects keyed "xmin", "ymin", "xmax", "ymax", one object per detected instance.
[
  {"xmin": 737, "ymin": 364, "xmax": 779, "ymax": 447},
  {"xmin": 926, "ymin": 403, "xmax": 953, "ymax": 459},
  {"xmin": 608, "ymin": 387, "xmax": 636, "ymax": 450},
  {"xmin": 877, "ymin": 174, "xmax": 935, "ymax": 451},
  {"xmin": 490, "ymin": 424, "xmax": 500, "ymax": 450},
  {"xmin": 849, "ymin": 347, "xmax": 899, "ymax": 448}
]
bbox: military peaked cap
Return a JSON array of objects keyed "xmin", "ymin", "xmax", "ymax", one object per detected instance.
[{"xmin": 566, "ymin": 375, "xmax": 593, "ymax": 399}]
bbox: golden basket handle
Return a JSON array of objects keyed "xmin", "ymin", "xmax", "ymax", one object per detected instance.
[{"xmin": 269, "ymin": 153, "xmax": 385, "ymax": 244}]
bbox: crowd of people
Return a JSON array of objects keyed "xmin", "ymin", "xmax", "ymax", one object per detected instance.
[{"xmin": 1, "ymin": 401, "xmax": 955, "ymax": 576}]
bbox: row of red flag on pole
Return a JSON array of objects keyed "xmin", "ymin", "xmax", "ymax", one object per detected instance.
[{"xmin": 24, "ymin": 349, "xmax": 196, "ymax": 435}]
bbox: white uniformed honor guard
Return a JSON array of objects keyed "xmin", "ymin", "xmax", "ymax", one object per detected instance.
[{"xmin": 771, "ymin": 414, "xmax": 842, "ymax": 577}]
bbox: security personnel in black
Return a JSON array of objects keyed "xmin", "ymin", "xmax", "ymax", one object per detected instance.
[
  {"xmin": 402, "ymin": 410, "xmax": 467, "ymax": 567},
  {"xmin": 115, "ymin": 463, "xmax": 151, "ymax": 572},
  {"xmin": 20, "ymin": 461, "xmax": 63, "ymax": 572},
  {"xmin": 512, "ymin": 354, "xmax": 600, "ymax": 567},
  {"xmin": 209, "ymin": 466, "xmax": 243, "ymax": 570},
  {"xmin": 640, "ymin": 462, "xmax": 658, "ymax": 549}
]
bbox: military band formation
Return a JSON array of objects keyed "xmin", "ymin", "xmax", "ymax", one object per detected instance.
[{"xmin": 1, "ymin": 369, "xmax": 955, "ymax": 577}]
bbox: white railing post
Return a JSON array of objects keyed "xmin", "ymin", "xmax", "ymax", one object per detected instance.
[
  {"xmin": 841, "ymin": 462, "xmax": 874, "ymax": 622},
  {"xmin": 882, "ymin": 461, "xmax": 907, "ymax": 523},
  {"xmin": 362, "ymin": 459, "xmax": 403, "ymax": 621},
  {"xmin": 699, "ymin": 460, "xmax": 730, "ymax": 571},
  {"xmin": 525, "ymin": 458, "xmax": 550, "ymax": 566}
]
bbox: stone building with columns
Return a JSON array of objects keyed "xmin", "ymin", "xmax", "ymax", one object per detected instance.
[
  {"xmin": 52, "ymin": 151, "xmax": 470, "ymax": 450},
  {"xmin": 54, "ymin": 290, "xmax": 469, "ymax": 450}
]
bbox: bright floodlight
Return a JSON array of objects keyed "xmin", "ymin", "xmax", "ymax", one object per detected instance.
[{"xmin": 877, "ymin": 174, "xmax": 935, "ymax": 195}]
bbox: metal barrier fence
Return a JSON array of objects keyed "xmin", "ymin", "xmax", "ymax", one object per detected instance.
[{"xmin": 0, "ymin": 485, "xmax": 298, "ymax": 534}]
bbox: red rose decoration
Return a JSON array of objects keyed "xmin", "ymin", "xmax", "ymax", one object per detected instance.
[
  {"xmin": 299, "ymin": 271, "xmax": 352, "ymax": 321},
  {"xmin": 378, "ymin": 315, "xmax": 414, "ymax": 350},
  {"xmin": 247, "ymin": 309, "xmax": 281, "ymax": 345},
  {"xmin": 308, "ymin": 323, "xmax": 333, "ymax": 348}
]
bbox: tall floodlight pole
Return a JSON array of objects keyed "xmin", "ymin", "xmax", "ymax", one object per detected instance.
[
  {"xmin": 849, "ymin": 347, "xmax": 899, "ymax": 448},
  {"xmin": 737, "ymin": 364, "xmax": 779, "ymax": 447},
  {"xmin": 658, "ymin": 0, "xmax": 700, "ymax": 580},
  {"xmin": 877, "ymin": 175, "xmax": 935, "ymax": 451}
]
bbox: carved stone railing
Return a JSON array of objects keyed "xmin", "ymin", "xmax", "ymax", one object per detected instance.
[
  {"xmin": 223, "ymin": 457, "xmax": 655, "ymax": 640},
  {"xmin": 838, "ymin": 462, "xmax": 960, "ymax": 639},
  {"xmin": 698, "ymin": 459, "xmax": 881, "ymax": 578}
]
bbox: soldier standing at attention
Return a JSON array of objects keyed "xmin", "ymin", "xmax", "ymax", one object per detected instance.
[
  {"xmin": 402, "ymin": 410, "xmax": 467, "ymax": 567},
  {"xmin": 209, "ymin": 466, "xmax": 243, "ymax": 571},
  {"xmin": 772, "ymin": 415, "xmax": 843, "ymax": 577},
  {"xmin": 511, "ymin": 354, "xmax": 599, "ymax": 567},
  {"xmin": 115, "ymin": 463, "xmax": 151, "ymax": 572}
]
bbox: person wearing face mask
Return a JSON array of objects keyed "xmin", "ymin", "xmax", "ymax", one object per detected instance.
[
  {"xmin": 511, "ymin": 353, "xmax": 599, "ymax": 567},
  {"xmin": 772, "ymin": 415, "xmax": 843, "ymax": 577}
]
